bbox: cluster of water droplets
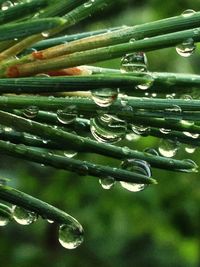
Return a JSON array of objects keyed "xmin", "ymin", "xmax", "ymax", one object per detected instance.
[{"xmin": 176, "ymin": 10, "xmax": 196, "ymax": 57}]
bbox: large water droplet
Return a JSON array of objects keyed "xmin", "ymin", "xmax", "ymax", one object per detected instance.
[
  {"xmin": 120, "ymin": 52, "xmax": 148, "ymax": 73},
  {"xmin": 185, "ymin": 145, "xmax": 196, "ymax": 154},
  {"xmin": 176, "ymin": 38, "xmax": 196, "ymax": 57},
  {"xmin": 23, "ymin": 106, "xmax": 39, "ymax": 119},
  {"xmin": 12, "ymin": 206, "xmax": 37, "ymax": 225},
  {"xmin": 91, "ymin": 88, "xmax": 118, "ymax": 107},
  {"xmin": 57, "ymin": 106, "xmax": 77, "ymax": 124},
  {"xmin": 64, "ymin": 150, "xmax": 77, "ymax": 158},
  {"xmin": 90, "ymin": 114, "xmax": 127, "ymax": 143},
  {"xmin": 58, "ymin": 220, "xmax": 84, "ymax": 249},
  {"xmin": 183, "ymin": 131, "xmax": 199, "ymax": 139},
  {"xmin": 120, "ymin": 159, "xmax": 151, "ymax": 192},
  {"xmin": 182, "ymin": 9, "xmax": 196, "ymax": 17},
  {"xmin": 158, "ymin": 139, "xmax": 179, "ymax": 158},
  {"xmin": 99, "ymin": 177, "xmax": 115, "ymax": 190},
  {"xmin": 136, "ymin": 73, "xmax": 154, "ymax": 90}
]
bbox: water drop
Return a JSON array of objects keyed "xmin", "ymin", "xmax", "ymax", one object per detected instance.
[
  {"xmin": 23, "ymin": 106, "xmax": 39, "ymax": 119},
  {"xmin": 99, "ymin": 177, "xmax": 115, "ymax": 190},
  {"xmin": 182, "ymin": 9, "xmax": 196, "ymax": 17},
  {"xmin": 131, "ymin": 124, "xmax": 150, "ymax": 136},
  {"xmin": 159, "ymin": 128, "xmax": 171, "ymax": 134},
  {"xmin": 144, "ymin": 148, "xmax": 159, "ymax": 156},
  {"xmin": 176, "ymin": 38, "xmax": 196, "ymax": 57},
  {"xmin": 12, "ymin": 206, "xmax": 37, "ymax": 225},
  {"xmin": 125, "ymin": 132, "xmax": 140, "ymax": 141},
  {"xmin": 183, "ymin": 131, "xmax": 199, "ymax": 139},
  {"xmin": 41, "ymin": 31, "xmax": 50, "ymax": 38},
  {"xmin": 136, "ymin": 73, "xmax": 154, "ymax": 90},
  {"xmin": 185, "ymin": 145, "xmax": 196, "ymax": 154},
  {"xmin": 91, "ymin": 88, "xmax": 118, "ymax": 107},
  {"xmin": 120, "ymin": 52, "xmax": 148, "ymax": 73},
  {"xmin": 1, "ymin": 1, "xmax": 13, "ymax": 10},
  {"xmin": 90, "ymin": 114, "xmax": 127, "ymax": 143},
  {"xmin": 57, "ymin": 106, "xmax": 77, "ymax": 124},
  {"xmin": 64, "ymin": 150, "xmax": 77, "ymax": 158},
  {"xmin": 0, "ymin": 215, "xmax": 10, "ymax": 226},
  {"xmin": 158, "ymin": 139, "xmax": 179, "ymax": 158},
  {"xmin": 84, "ymin": 0, "xmax": 94, "ymax": 8},
  {"xmin": 35, "ymin": 73, "xmax": 50, "ymax": 77},
  {"xmin": 180, "ymin": 159, "xmax": 198, "ymax": 173},
  {"xmin": 165, "ymin": 105, "xmax": 182, "ymax": 122},
  {"xmin": 58, "ymin": 220, "xmax": 84, "ymax": 249},
  {"xmin": 47, "ymin": 219, "xmax": 54, "ymax": 224},
  {"xmin": 120, "ymin": 159, "xmax": 151, "ymax": 192}
]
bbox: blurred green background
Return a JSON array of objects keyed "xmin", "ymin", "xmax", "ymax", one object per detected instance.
[{"xmin": 0, "ymin": 0, "xmax": 200, "ymax": 266}]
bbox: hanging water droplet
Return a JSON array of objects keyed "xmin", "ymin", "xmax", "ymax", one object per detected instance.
[
  {"xmin": 159, "ymin": 128, "xmax": 171, "ymax": 134},
  {"xmin": 12, "ymin": 206, "xmax": 37, "ymax": 225},
  {"xmin": 63, "ymin": 150, "xmax": 77, "ymax": 158},
  {"xmin": 183, "ymin": 131, "xmax": 199, "ymax": 139},
  {"xmin": 23, "ymin": 106, "xmax": 39, "ymax": 119},
  {"xmin": 0, "ymin": 215, "xmax": 10, "ymax": 226},
  {"xmin": 90, "ymin": 114, "xmax": 127, "ymax": 143},
  {"xmin": 58, "ymin": 220, "xmax": 84, "ymax": 249},
  {"xmin": 57, "ymin": 106, "xmax": 77, "ymax": 124},
  {"xmin": 136, "ymin": 73, "xmax": 154, "ymax": 90},
  {"xmin": 185, "ymin": 145, "xmax": 196, "ymax": 154},
  {"xmin": 144, "ymin": 148, "xmax": 159, "ymax": 156},
  {"xmin": 158, "ymin": 139, "xmax": 179, "ymax": 158},
  {"xmin": 47, "ymin": 219, "xmax": 54, "ymax": 224},
  {"xmin": 180, "ymin": 159, "xmax": 198, "ymax": 173},
  {"xmin": 91, "ymin": 88, "xmax": 118, "ymax": 107},
  {"xmin": 120, "ymin": 52, "xmax": 148, "ymax": 73},
  {"xmin": 131, "ymin": 124, "xmax": 150, "ymax": 136},
  {"xmin": 125, "ymin": 132, "xmax": 140, "ymax": 141},
  {"xmin": 84, "ymin": 0, "xmax": 94, "ymax": 8},
  {"xmin": 99, "ymin": 177, "xmax": 115, "ymax": 190},
  {"xmin": 165, "ymin": 105, "xmax": 182, "ymax": 122},
  {"xmin": 41, "ymin": 31, "xmax": 50, "ymax": 38},
  {"xmin": 1, "ymin": 1, "xmax": 13, "ymax": 10},
  {"xmin": 182, "ymin": 9, "xmax": 196, "ymax": 17},
  {"xmin": 176, "ymin": 38, "xmax": 196, "ymax": 57},
  {"xmin": 120, "ymin": 159, "xmax": 151, "ymax": 192}
]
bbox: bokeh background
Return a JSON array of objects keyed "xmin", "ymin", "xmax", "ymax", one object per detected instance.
[{"xmin": 0, "ymin": 0, "xmax": 200, "ymax": 266}]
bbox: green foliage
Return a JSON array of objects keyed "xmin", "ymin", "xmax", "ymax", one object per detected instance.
[{"xmin": 0, "ymin": 0, "xmax": 199, "ymax": 266}]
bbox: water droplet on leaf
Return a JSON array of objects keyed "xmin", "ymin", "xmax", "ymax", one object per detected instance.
[
  {"xmin": 90, "ymin": 114, "xmax": 127, "ymax": 143},
  {"xmin": 120, "ymin": 159, "xmax": 151, "ymax": 192},
  {"xmin": 120, "ymin": 52, "xmax": 148, "ymax": 73},
  {"xmin": 58, "ymin": 220, "xmax": 84, "ymax": 249},
  {"xmin": 23, "ymin": 106, "xmax": 39, "ymax": 119},
  {"xmin": 91, "ymin": 88, "xmax": 118, "ymax": 107},
  {"xmin": 158, "ymin": 139, "xmax": 179, "ymax": 158},
  {"xmin": 12, "ymin": 206, "xmax": 37, "ymax": 225},
  {"xmin": 176, "ymin": 38, "xmax": 196, "ymax": 57},
  {"xmin": 99, "ymin": 177, "xmax": 115, "ymax": 190},
  {"xmin": 57, "ymin": 106, "xmax": 77, "ymax": 124}
]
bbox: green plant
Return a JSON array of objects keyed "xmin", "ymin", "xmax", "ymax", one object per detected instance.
[{"xmin": 0, "ymin": 0, "xmax": 199, "ymax": 252}]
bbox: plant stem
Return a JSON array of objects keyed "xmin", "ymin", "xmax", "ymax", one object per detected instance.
[
  {"xmin": 0, "ymin": 110, "xmax": 195, "ymax": 172},
  {"xmin": 0, "ymin": 185, "xmax": 83, "ymax": 224}
]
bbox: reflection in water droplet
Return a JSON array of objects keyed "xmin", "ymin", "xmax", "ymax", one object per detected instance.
[
  {"xmin": 158, "ymin": 139, "xmax": 179, "ymax": 158},
  {"xmin": 136, "ymin": 73, "xmax": 154, "ymax": 90},
  {"xmin": 84, "ymin": 0, "xmax": 94, "ymax": 8},
  {"xmin": 180, "ymin": 159, "xmax": 198, "ymax": 173},
  {"xmin": 144, "ymin": 148, "xmax": 159, "ymax": 156},
  {"xmin": 90, "ymin": 114, "xmax": 127, "ymax": 143},
  {"xmin": 120, "ymin": 52, "xmax": 148, "ymax": 73},
  {"xmin": 91, "ymin": 88, "xmax": 118, "ymax": 107},
  {"xmin": 58, "ymin": 220, "xmax": 84, "ymax": 249},
  {"xmin": 176, "ymin": 38, "xmax": 196, "ymax": 57},
  {"xmin": 64, "ymin": 150, "xmax": 77, "ymax": 158},
  {"xmin": 182, "ymin": 9, "xmax": 196, "ymax": 17},
  {"xmin": 183, "ymin": 131, "xmax": 199, "ymax": 139},
  {"xmin": 57, "ymin": 106, "xmax": 77, "ymax": 124},
  {"xmin": 1, "ymin": 1, "xmax": 13, "ymax": 10},
  {"xmin": 131, "ymin": 124, "xmax": 150, "ymax": 136},
  {"xmin": 23, "ymin": 106, "xmax": 39, "ymax": 119},
  {"xmin": 99, "ymin": 177, "xmax": 115, "ymax": 190},
  {"xmin": 165, "ymin": 105, "xmax": 182, "ymax": 122},
  {"xmin": 185, "ymin": 145, "xmax": 196, "ymax": 154},
  {"xmin": 120, "ymin": 159, "xmax": 151, "ymax": 192},
  {"xmin": 125, "ymin": 132, "xmax": 140, "ymax": 141},
  {"xmin": 47, "ymin": 219, "xmax": 54, "ymax": 224},
  {"xmin": 0, "ymin": 215, "xmax": 10, "ymax": 226},
  {"xmin": 41, "ymin": 32, "xmax": 50, "ymax": 38},
  {"xmin": 12, "ymin": 206, "xmax": 37, "ymax": 225}
]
